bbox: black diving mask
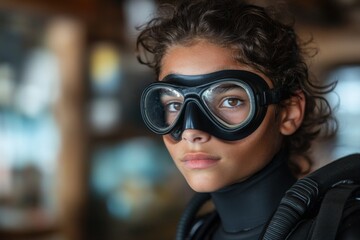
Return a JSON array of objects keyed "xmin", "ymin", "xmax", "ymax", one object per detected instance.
[{"xmin": 140, "ymin": 70, "xmax": 290, "ymax": 141}]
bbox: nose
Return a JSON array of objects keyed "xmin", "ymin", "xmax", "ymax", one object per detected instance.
[{"xmin": 181, "ymin": 129, "xmax": 211, "ymax": 143}]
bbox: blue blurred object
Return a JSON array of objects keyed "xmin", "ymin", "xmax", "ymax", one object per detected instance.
[{"xmin": 91, "ymin": 137, "xmax": 181, "ymax": 222}]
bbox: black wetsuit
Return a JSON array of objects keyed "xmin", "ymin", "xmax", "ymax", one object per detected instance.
[
  {"xmin": 181, "ymin": 151, "xmax": 360, "ymax": 240},
  {"xmin": 188, "ymin": 150, "xmax": 296, "ymax": 240}
]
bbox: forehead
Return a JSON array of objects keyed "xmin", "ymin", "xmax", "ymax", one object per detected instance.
[
  {"xmin": 159, "ymin": 40, "xmax": 273, "ymax": 87},
  {"xmin": 160, "ymin": 41, "xmax": 238, "ymax": 78}
]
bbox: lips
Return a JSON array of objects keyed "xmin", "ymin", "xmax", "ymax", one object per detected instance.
[{"xmin": 182, "ymin": 153, "xmax": 220, "ymax": 169}]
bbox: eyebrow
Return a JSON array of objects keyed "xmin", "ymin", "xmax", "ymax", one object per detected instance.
[{"xmin": 209, "ymin": 84, "xmax": 246, "ymax": 94}]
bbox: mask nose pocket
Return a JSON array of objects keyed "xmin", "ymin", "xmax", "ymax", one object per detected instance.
[
  {"xmin": 183, "ymin": 101, "xmax": 202, "ymax": 130},
  {"xmin": 170, "ymin": 101, "xmax": 212, "ymax": 141}
]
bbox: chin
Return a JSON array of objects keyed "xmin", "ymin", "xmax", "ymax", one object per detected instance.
[{"xmin": 187, "ymin": 179, "xmax": 225, "ymax": 193}]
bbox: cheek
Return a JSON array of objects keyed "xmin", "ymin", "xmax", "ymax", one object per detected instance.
[
  {"xmin": 246, "ymin": 108, "xmax": 283, "ymax": 155},
  {"xmin": 228, "ymin": 109, "xmax": 282, "ymax": 159}
]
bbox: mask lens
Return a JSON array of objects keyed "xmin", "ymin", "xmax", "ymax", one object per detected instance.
[
  {"xmin": 202, "ymin": 81, "xmax": 253, "ymax": 128},
  {"xmin": 143, "ymin": 86, "xmax": 184, "ymax": 132}
]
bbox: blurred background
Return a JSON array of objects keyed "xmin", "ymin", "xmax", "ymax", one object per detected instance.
[{"xmin": 0, "ymin": 0, "xmax": 359, "ymax": 239}]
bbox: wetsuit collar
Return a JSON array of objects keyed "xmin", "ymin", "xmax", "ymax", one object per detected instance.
[{"xmin": 210, "ymin": 150, "xmax": 296, "ymax": 236}]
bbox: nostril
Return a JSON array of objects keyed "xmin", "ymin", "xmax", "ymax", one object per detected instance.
[
  {"xmin": 181, "ymin": 129, "xmax": 211, "ymax": 143},
  {"xmin": 193, "ymin": 136, "xmax": 204, "ymax": 142}
]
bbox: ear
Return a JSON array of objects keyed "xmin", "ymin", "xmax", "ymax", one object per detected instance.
[{"xmin": 279, "ymin": 91, "xmax": 306, "ymax": 135}]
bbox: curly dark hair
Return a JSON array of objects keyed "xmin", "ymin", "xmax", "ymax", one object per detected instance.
[{"xmin": 136, "ymin": 0, "xmax": 337, "ymax": 174}]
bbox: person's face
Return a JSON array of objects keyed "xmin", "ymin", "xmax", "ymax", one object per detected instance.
[{"xmin": 159, "ymin": 40, "xmax": 284, "ymax": 192}]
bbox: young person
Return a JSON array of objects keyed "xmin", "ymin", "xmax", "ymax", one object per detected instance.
[{"xmin": 136, "ymin": 1, "xmax": 360, "ymax": 239}]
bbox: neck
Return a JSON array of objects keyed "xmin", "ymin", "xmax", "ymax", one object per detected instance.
[{"xmin": 211, "ymin": 150, "xmax": 296, "ymax": 235}]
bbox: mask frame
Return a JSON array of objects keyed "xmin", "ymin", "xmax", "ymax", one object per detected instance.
[{"xmin": 141, "ymin": 70, "xmax": 290, "ymax": 141}]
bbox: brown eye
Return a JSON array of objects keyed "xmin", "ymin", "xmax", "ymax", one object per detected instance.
[
  {"xmin": 166, "ymin": 102, "xmax": 182, "ymax": 112},
  {"xmin": 221, "ymin": 98, "xmax": 243, "ymax": 108}
]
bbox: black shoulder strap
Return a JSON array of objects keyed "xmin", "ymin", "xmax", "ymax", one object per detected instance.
[
  {"xmin": 175, "ymin": 193, "xmax": 211, "ymax": 240},
  {"xmin": 310, "ymin": 183, "xmax": 360, "ymax": 240},
  {"xmin": 260, "ymin": 153, "xmax": 360, "ymax": 240}
]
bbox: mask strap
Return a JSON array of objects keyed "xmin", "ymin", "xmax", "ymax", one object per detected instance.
[{"xmin": 260, "ymin": 88, "xmax": 290, "ymax": 106}]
